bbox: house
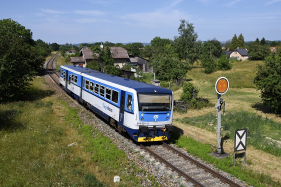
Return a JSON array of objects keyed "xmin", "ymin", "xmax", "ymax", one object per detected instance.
[
  {"xmin": 66, "ymin": 50, "xmax": 76, "ymax": 54},
  {"xmin": 70, "ymin": 46, "xmax": 153, "ymax": 72},
  {"xmin": 224, "ymin": 48, "xmax": 248, "ymax": 60}
]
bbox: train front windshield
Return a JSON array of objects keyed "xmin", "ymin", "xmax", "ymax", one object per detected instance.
[{"xmin": 138, "ymin": 94, "xmax": 172, "ymax": 111}]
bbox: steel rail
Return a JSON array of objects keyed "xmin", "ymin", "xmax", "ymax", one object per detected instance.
[
  {"xmin": 46, "ymin": 52, "xmax": 60, "ymax": 84},
  {"xmin": 162, "ymin": 142, "xmax": 241, "ymax": 187},
  {"xmin": 140, "ymin": 144, "xmax": 205, "ymax": 187}
]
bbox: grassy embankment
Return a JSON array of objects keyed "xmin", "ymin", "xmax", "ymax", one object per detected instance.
[
  {"xmin": 0, "ymin": 71, "xmax": 159, "ymax": 186},
  {"xmin": 170, "ymin": 60, "xmax": 281, "ymax": 186}
]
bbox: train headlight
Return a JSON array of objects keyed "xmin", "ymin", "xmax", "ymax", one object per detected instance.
[
  {"xmin": 166, "ymin": 117, "xmax": 169, "ymax": 120},
  {"xmin": 167, "ymin": 113, "xmax": 169, "ymax": 116},
  {"xmin": 141, "ymin": 117, "xmax": 144, "ymax": 120},
  {"xmin": 141, "ymin": 113, "xmax": 144, "ymax": 116}
]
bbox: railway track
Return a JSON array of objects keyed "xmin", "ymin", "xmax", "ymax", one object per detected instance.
[
  {"xmin": 45, "ymin": 53, "xmax": 245, "ymax": 187},
  {"xmin": 46, "ymin": 52, "xmax": 60, "ymax": 84},
  {"xmin": 140, "ymin": 142, "xmax": 241, "ymax": 187}
]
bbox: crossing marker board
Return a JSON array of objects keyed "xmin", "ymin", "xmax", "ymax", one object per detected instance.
[
  {"xmin": 215, "ymin": 77, "xmax": 229, "ymax": 95},
  {"xmin": 234, "ymin": 128, "xmax": 247, "ymax": 152}
]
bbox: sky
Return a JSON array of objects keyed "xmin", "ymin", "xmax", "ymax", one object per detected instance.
[{"xmin": 1, "ymin": 0, "xmax": 281, "ymax": 44}]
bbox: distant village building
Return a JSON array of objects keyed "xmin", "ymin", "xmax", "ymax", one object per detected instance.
[
  {"xmin": 70, "ymin": 46, "xmax": 153, "ymax": 72},
  {"xmin": 224, "ymin": 48, "xmax": 248, "ymax": 61}
]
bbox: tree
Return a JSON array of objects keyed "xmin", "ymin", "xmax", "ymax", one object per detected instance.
[
  {"xmin": 91, "ymin": 46, "xmax": 120, "ymax": 76},
  {"xmin": 248, "ymin": 42, "xmax": 271, "ymax": 60},
  {"xmin": 114, "ymin": 43, "xmax": 124, "ymax": 47},
  {"xmin": 121, "ymin": 64, "xmax": 147, "ymax": 82},
  {"xmin": 237, "ymin": 33, "xmax": 246, "ymax": 49},
  {"xmin": 260, "ymin": 37, "xmax": 266, "ymax": 45},
  {"xmin": 151, "ymin": 37, "xmax": 171, "ymax": 47},
  {"xmin": 0, "ymin": 19, "xmax": 45, "ymax": 101},
  {"xmin": 229, "ymin": 34, "xmax": 238, "ymax": 51},
  {"xmin": 174, "ymin": 19, "xmax": 199, "ymax": 65},
  {"xmin": 50, "ymin": 42, "xmax": 60, "ymax": 51},
  {"xmin": 140, "ymin": 45, "xmax": 154, "ymax": 59},
  {"xmin": 201, "ymin": 54, "xmax": 217, "ymax": 73},
  {"xmin": 208, "ymin": 38, "xmax": 223, "ymax": 58},
  {"xmin": 217, "ymin": 55, "xmax": 232, "ymax": 70},
  {"xmin": 150, "ymin": 45, "xmax": 189, "ymax": 86},
  {"xmin": 224, "ymin": 39, "xmax": 231, "ymax": 50},
  {"xmin": 254, "ymin": 54, "xmax": 281, "ymax": 113},
  {"xmin": 255, "ymin": 38, "xmax": 260, "ymax": 44}
]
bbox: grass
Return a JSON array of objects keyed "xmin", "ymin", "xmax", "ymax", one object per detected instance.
[
  {"xmin": 188, "ymin": 60, "xmax": 264, "ymax": 88},
  {"xmin": 0, "ymin": 76, "xmax": 159, "ymax": 186},
  {"xmin": 0, "ymin": 77, "xmax": 104, "ymax": 186},
  {"xmin": 168, "ymin": 133, "xmax": 281, "ymax": 187},
  {"xmin": 177, "ymin": 111, "xmax": 281, "ymax": 157}
]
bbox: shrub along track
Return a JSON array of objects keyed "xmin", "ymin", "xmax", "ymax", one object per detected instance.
[{"xmin": 45, "ymin": 55, "xmax": 247, "ymax": 187}]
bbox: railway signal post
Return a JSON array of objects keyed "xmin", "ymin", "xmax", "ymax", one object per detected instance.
[{"xmin": 215, "ymin": 77, "xmax": 229, "ymax": 154}]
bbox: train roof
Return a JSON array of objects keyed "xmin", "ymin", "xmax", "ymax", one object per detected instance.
[
  {"xmin": 61, "ymin": 65, "xmax": 172, "ymax": 94},
  {"xmin": 61, "ymin": 65, "xmax": 100, "ymax": 74}
]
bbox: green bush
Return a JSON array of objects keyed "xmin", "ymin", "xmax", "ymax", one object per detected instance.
[
  {"xmin": 254, "ymin": 54, "xmax": 281, "ymax": 113},
  {"xmin": 201, "ymin": 55, "xmax": 217, "ymax": 73},
  {"xmin": 217, "ymin": 55, "xmax": 232, "ymax": 70},
  {"xmin": 180, "ymin": 82, "xmax": 199, "ymax": 102}
]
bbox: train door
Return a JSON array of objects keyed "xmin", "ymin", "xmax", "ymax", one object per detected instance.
[
  {"xmin": 65, "ymin": 70, "xmax": 68, "ymax": 89},
  {"xmin": 118, "ymin": 91, "xmax": 126, "ymax": 128},
  {"xmin": 124, "ymin": 92, "xmax": 134, "ymax": 128}
]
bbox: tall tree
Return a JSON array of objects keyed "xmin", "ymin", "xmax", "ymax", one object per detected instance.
[
  {"xmin": 237, "ymin": 33, "xmax": 246, "ymax": 49},
  {"xmin": 150, "ymin": 45, "xmax": 189, "ymax": 86},
  {"xmin": 174, "ymin": 19, "xmax": 199, "ymax": 65},
  {"xmin": 229, "ymin": 34, "xmax": 238, "ymax": 51},
  {"xmin": 260, "ymin": 37, "xmax": 266, "ymax": 45},
  {"xmin": 0, "ymin": 19, "xmax": 45, "ymax": 101},
  {"xmin": 255, "ymin": 38, "xmax": 260, "ymax": 44}
]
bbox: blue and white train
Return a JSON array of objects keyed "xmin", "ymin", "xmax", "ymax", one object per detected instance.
[{"xmin": 59, "ymin": 65, "xmax": 174, "ymax": 142}]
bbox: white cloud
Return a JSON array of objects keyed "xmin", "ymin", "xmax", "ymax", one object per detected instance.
[
  {"xmin": 223, "ymin": 0, "xmax": 242, "ymax": 6},
  {"xmin": 74, "ymin": 18, "xmax": 99, "ymax": 23},
  {"xmin": 266, "ymin": 0, "xmax": 281, "ymax": 5},
  {"xmin": 75, "ymin": 10, "xmax": 106, "ymax": 16},
  {"xmin": 40, "ymin": 9, "xmax": 66, "ymax": 14}
]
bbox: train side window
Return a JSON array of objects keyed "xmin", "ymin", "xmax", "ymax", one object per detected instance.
[
  {"xmin": 112, "ymin": 90, "xmax": 119, "ymax": 104},
  {"xmin": 85, "ymin": 80, "xmax": 89, "ymax": 90},
  {"xmin": 94, "ymin": 83, "xmax": 99, "ymax": 94},
  {"xmin": 89, "ymin": 82, "xmax": 94, "ymax": 92},
  {"xmin": 105, "ymin": 88, "xmax": 111, "ymax": 100},
  {"xmin": 63, "ymin": 72, "xmax": 65, "ymax": 81},
  {"xmin": 74, "ymin": 75, "xmax": 77, "ymax": 84},
  {"xmin": 126, "ymin": 95, "xmax": 133, "ymax": 111},
  {"xmin": 100, "ymin": 85, "xmax": 105, "ymax": 97}
]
